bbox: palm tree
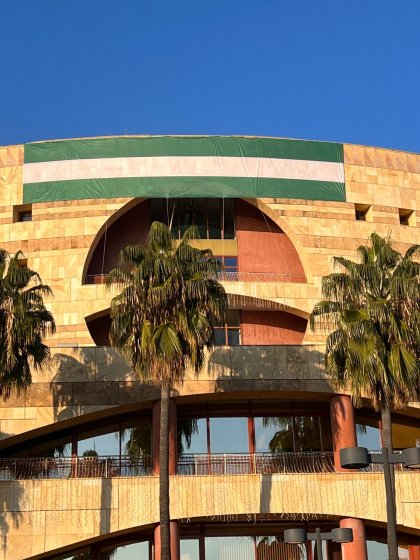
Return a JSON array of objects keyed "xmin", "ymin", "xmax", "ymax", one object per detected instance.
[
  {"xmin": 0, "ymin": 250, "xmax": 55, "ymax": 399},
  {"xmin": 310, "ymin": 232, "xmax": 420, "ymax": 560},
  {"xmin": 107, "ymin": 221, "xmax": 227, "ymax": 560}
]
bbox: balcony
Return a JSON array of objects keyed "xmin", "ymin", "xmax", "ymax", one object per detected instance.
[{"xmin": 0, "ymin": 451, "xmax": 412, "ymax": 481}]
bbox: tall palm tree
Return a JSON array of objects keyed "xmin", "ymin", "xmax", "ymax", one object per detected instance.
[
  {"xmin": 107, "ymin": 221, "xmax": 227, "ymax": 560},
  {"xmin": 0, "ymin": 249, "xmax": 55, "ymax": 399},
  {"xmin": 310, "ymin": 232, "xmax": 420, "ymax": 560}
]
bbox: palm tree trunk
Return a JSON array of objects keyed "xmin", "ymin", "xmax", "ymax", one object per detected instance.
[
  {"xmin": 160, "ymin": 383, "xmax": 171, "ymax": 560},
  {"xmin": 381, "ymin": 403, "xmax": 399, "ymax": 560}
]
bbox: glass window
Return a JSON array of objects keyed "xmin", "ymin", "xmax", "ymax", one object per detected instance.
[
  {"xmin": 294, "ymin": 416, "xmax": 322, "ymax": 452},
  {"xmin": 356, "ymin": 424, "xmax": 381, "ymax": 450},
  {"xmin": 223, "ymin": 199, "xmax": 235, "ymax": 239},
  {"xmin": 121, "ymin": 422, "xmax": 152, "ymax": 458},
  {"xmin": 255, "ymin": 417, "xmax": 294, "ymax": 452},
  {"xmin": 149, "ymin": 198, "xmax": 235, "ymax": 240},
  {"xmin": 101, "ymin": 541, "xmax": 149, "ymax": 559},
  {"xmin": 255, "ymin": 416, "xmax": 322, "ymax": 452},
  {"xmin": 78, "ymin": 432, "xmax": 120, "ymax": 457},
  {"xmin": 227, "ymin": 328, "xmax": 240, "ymax": 346},
  {"xmin": 205, "ymin": 536, "xmax": 254, "ymax": 560},
  {"xmin": 256, "ymin": 536, "xmax": 307, "ymax": 559},
  {"xmin": 179, "ymin": 418, "xmax": 207, "ymax": 455},
  {"xmin": 223, "ymin": 256, "xmax": 238, "ymax": 271},
  {"xmin": 367, "ymin": 541, "xmax": 408, "ymax": 560},
  {"xmin": 210, "ymin": 417, "xmax": 249, "ymax": 453},
  {"xmin": 213, "ymin": 328, "xmax": 228, "ymax": 346},
  {"xmin": 208, "ymin": 199, "xmax": 222, "ymax": 239},
  {"xmin": 181, "ymin": 539, "xmax": 200, "ymax": 560},
  {"xmin": 213, "ymin": 310, "xmax": 241, "ymax": 346}
]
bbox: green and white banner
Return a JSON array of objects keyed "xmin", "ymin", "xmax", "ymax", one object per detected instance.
[{"xmin": 23, "ymin": 136, "xmax": 345, "ymax": 203}]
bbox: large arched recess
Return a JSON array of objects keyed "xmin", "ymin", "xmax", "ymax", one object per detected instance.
[
  {"xmin": 86, "ymin": 297, "xmax": 308, "ymax": 347},
  {"xmin": 82, "ymin": 197, "xmax": 309, "ymax": 283}
]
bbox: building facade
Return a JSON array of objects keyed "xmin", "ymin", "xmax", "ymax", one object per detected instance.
[{"xmin": 0, "ymin": 136, "xmax": 418, "ymax": 559}]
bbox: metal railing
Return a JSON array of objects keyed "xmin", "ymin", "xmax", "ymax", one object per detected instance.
[
  {"xmin": 85, "ymin": 271, "xmax": 307, "ymax": 285},
  {"xmin": 217, "ymin": 272, "xmax": 307, "ymax": 283},
  {"xmin": 0, "ymin": 455, "xmax": 153, "ymax": 480},
  {"xmin": 0, "ymin": 451, "xmax": 410, "ymax": 480},
  {"xmin": 177, "ymin": 452, "xmax": 334, "ymax": 475}
]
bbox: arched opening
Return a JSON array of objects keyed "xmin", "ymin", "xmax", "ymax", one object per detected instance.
[
  {"xmin": 86, "ymin": 298, "xmax": 307, "ymax": 348},
  {"xmin": 83, "ymin": 198, "xmax": 305, "ymax": 284}
]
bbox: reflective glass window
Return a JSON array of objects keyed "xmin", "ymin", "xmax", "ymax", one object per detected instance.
[
  {"xmin": 101, "ymin": 541, "xmax": 149, "ymax": 559},
  {"xmin": 78, "ymin": 432, "xmax": 120, "ymax": 457},
  {"xmin": 181, "ymin": 539, "xmax": 200, "ymax": 560},
  {"xmin": 356, "ymin": 424, "xmax": 381, "ymax": 450},
  {"xmin": 179, "ymin": 418, "xmax": 207, "ymax": 455},
  {"xmin": 205, "ymin": 536, "xmax": 254, "ymax": 560},
  {"xmin": 210, "ymin": 417, "xmax": 248, "ymax": 453},
  {"xmin": 121, "ymin": 422, "xmax": 152, "ymax": 457},
  {"xmin": 213, "ymin": 310, "xmax": 241, "ymax": 346},
  {"xmin": 256, "ymin": 536, "xmax": 307, "ymax": 559},
  {"xmin": 255, "ymin": 417, "xmax": 294, "ymax": 452},
  {"xmin": 223, "ymin": 199, "xmax": 235, "ymax": 239},
  {"xmin": 223, "ymin": 256, "xmax": 238, "ymax": 271},
  {"xmin": 294, "ymin": 416, "xmax": 322, "ymax": 452},
  {"xmin": 148, "ymin": 198, "xmax": 235, "ymax": 239}
]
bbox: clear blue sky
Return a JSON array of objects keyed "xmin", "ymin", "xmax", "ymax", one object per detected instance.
[{"xmin": 1, "ymin": 0, "xmax": 420, "ymax": 153}]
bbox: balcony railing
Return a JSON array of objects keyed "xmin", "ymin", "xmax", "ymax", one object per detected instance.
[
  {"xmin": 2, "ymin": 451, "xmax": 411, "ymax": 480},
  {"xmin": 0, "ymin": 455, "xmax": 153, "ymax": 480},
  {"xmin": 85, "ymin": 271, "xmax": 307, "ymax": 285},
  {"xmin": 177, "ymin": 452, "xmax": 334, "ymax": 475}
]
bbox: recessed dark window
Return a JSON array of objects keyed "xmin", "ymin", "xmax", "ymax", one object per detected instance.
[
  {"xmin": 13, "ymin": 204, "xmax": 32, "ymax": 223},
  {"xmin": 213, "ymin": 310, "xmax": 241, "ymax": 346},
  {"xmin": 216, "ymin": 256, "xmax": 238, "ymax": 273},
  {"xmin": 150, "ymin": 198, "xmax": 235, "ymax": 239},
  {"xmin": 355, "ymin": 204, "xmax": 371, "ymax": 222},
  {"xmin": 399, "ymin": 208, "xmax": 415, "ymax": 226}
]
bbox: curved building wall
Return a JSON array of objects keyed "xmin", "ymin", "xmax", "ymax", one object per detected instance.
[{"xmin": 0, "ymin": 137, "xmax": 419, "ymax": 559}]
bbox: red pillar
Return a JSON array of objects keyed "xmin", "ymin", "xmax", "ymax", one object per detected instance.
[
  {"xmin": 330, "ymin": 395, "xmax": 368, "ymax": 560},
  {"xmin": 154, "ymin": 522, "xmax": 180, "ymax": 560},
  {"xmin": 152, "ymin": 399, "xmax": 179, "ymax": 560},
  {"xmin": 339, "ymin": 518, "xmax": 368, "ymax": 560},
  {"xmin": 409, "ymin": 545, "xmax": 420, "ymax": 560},
  {"xmin": 330, "ymin": 394, "xmax": 357, "ymax": 471}
]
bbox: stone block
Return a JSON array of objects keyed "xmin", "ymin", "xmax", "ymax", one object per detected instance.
[
  {"xmin": 25, "ymin": 383, "xmax": 54, "ymax": 407},
  {"xmin": 118, "ymin": 381, "xmax": 159, "ymax": 404},
  {"xmin": 285, "ymin": 346, "xmax": 309, "ymax": 379}
]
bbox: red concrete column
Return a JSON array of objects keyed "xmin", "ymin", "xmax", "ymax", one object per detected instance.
[
  {"xmin": 331, "ymin": 396, "xmax": 367, "ymax": 560},
  {"xmin": 340, "ymin": 518, "xmax": 367, "ymax": 560},
  {"xmin": 154, "ymin": 522, "xmax": 180, "ymax": 560},
  {"xmin": 152, "ymin": 398, "xmax": 179, "ymax": 559},
  {"xmin": 330, "ymin": 394, "xmax": 357, "ymax": 471},
  {"xmin": 409, "ymin": 545, "xmax": 420, "ymax": 560}
]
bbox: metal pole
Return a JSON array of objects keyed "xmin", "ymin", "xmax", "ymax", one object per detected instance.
[
  {"xmin": 382, "ymin": 448, "xmax": 399, "ymax": 560},
  {"xmin": 315, "ymin": 528, "xmax": 323, "ymax": 560}
]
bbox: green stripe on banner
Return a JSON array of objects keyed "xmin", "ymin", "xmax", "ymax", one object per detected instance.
[
  {"xmin": 24, "ymin": 136, "xmax": 344, "ymax": 164},
  {"xmin": 23, "ymin": 176, "xmax": 346, "ymax": 204}
]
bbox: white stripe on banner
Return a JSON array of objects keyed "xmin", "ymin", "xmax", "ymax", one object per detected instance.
[{"xmin": 24, "ymin": 156, "xmax": 344, "ymax": 184}]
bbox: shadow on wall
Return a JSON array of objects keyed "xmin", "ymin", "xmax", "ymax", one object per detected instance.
[
  {"xmin": 209, "ymin": 345, "xmax": 334, "ymax": 394},
  {"xmin": 50, "ymin": 347, "xmax": 131, "ymax": 424},
  {"xmin": 209, "ymin": 345, "xmax": 335, "ymax": 518},
  {"xmin": 0, "ymin": 433, "xmax": 24, "ymax": 555},
  {"xmin": 49, "ymin": 347, "xmax": 161, "ymax": 425}
]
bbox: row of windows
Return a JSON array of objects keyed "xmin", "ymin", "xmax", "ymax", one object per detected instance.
[
  {"xmin": 355, "ymin": 203, "xmax": 416, "ymax": 226},
  {"xmin": 57, "ymin": 533, "xmax": 406, "ymax": 560},
  {"xmin": 12, "ymin": 202, "xmax": 417, "ymax": 228},
  {"xmin": 150, "ymin": 198, "xmax": 236, "ymax": 239},
  {"xmin": 37, "ymin": 415, "xmax": 333, "ymax": 458}
]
